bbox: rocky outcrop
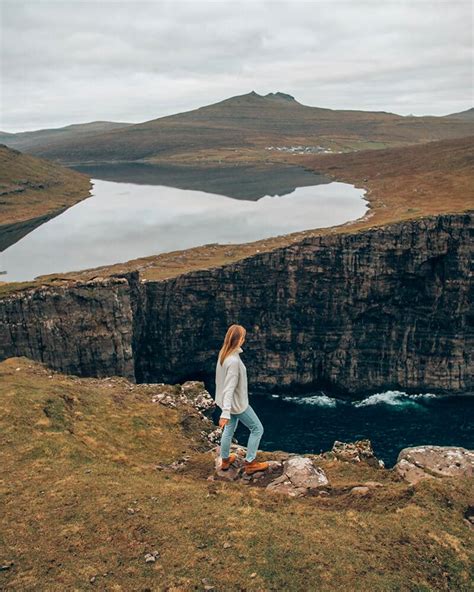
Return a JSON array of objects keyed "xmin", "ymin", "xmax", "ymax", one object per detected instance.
[
  {"xmin": 1, "ymin": 212, "xmax": 472, "ymax": 394},
  {"xmin": 395, "ymin": 446, "xmax": 474, "ymax": 484},
  {"xmin": 325, "ymin": 439, "xmax": 385, "ymax": 467},
  {"xmin": 211, "ymin": 444, "xmax": 330, "ymax": 497},
  {"xmin": 151, "ymin": 380, "xmax": 216, "ymax": 417}
]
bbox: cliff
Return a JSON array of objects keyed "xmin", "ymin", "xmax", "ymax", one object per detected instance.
[{"xmin": 1, "ymin": 212, "xmax": 472, "ymax": 395}]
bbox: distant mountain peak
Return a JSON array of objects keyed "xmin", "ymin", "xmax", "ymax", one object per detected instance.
[
  {"xmin": 244, "ymin": 90, "xmax": 297, "ymax": 102},
  {"xmin": 265, "ymin": 92, "xmax": 296, "ymax": 102}
]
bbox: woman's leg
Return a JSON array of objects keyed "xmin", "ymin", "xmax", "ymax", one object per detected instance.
[
  {"xmin": 235, "ymin": 405, "xmax": 264, "ymax": 462},
  {"xmin": 219, "ymin": 415, "xmax": 239, "ymax": 459}
]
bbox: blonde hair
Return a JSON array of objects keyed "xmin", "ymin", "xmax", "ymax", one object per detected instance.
[{"xmin": 218, "ymin": 324, "xmax": 246, "ymax": 365}]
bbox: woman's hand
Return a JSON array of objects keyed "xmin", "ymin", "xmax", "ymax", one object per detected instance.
[{"xmin": 219, "ymin": 417, "xmax": 229, "ymax": 428}]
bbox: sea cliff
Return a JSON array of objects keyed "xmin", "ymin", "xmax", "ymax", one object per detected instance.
[{"xmin": 1, "ymin": 212, "xmax": 472, "ymax": 394}]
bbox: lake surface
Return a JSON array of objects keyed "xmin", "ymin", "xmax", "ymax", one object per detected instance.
[
  {"xmin": 72, "ymin": 162, "xmax": 332, "ymax": 200},
  {"xmin": 1, "ymin": 169, "xmax": 367, "ymax": 282},
  {"xmin": 214, "ymin": 389, "xmax": 474, "ymax": 467}
]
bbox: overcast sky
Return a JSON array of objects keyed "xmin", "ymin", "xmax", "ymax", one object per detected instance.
[{"xmin": 1, "ymin": 0, "xmax": 472, "ymax": 132}]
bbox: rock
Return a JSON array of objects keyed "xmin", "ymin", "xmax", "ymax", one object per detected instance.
[
  {"xmin": 151, "ymin": 381, "xmax": 215, "ymax": 420},
  {"xmin": 0, "ymin": 561, "xmax": 14, "ymax": 571},
  {"xmin": 223, "ymin": 542, "xmax": 232, "ymax": 549},
  {"xmin": 206, "ymin": 428, "xmax": 223, "ymax": 446},
  {"xmin": 395, "ymin": 446, "xmax": 474, "ymax": 484},
  {"xmin": 464, "ymin": 506, "xmax": 474, "ymax": 526},
  {"xmin": 202, "ymin": 578, "xmax": 215, "ymax": 590},
  {"xmin": 214, "ymin": 453, "xmax": 244, "ymax": 481},
  {"xmin": 144, "ymin": 551, "xmax": 159, "ymax": 563},
  {"xmin": 363, "ymin": 481, "xmax": 385, "ymax": 489},
  {"xmin": 180, "ymin": 381, "xmax": 216, "ymax": 415},
  {"xmin": 395, "ymin": 459, "xmax": 432, "ymax": 484},
  {"xmin": 350, "ymin": 486, "xmax": 370, "ymax": 496},
  {"xmin": 283, "ymin": 456, "xmax": 329, "ymax": 489},
  {"xmin": 330, "ymin": 440, "xmax": 383, "ymax": 467},
  {"xmin": 266, "ymin": 456, "xmax": 329, "ymax": 497}
]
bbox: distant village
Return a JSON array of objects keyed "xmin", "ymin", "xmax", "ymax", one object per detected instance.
[{"xmin": 265, "ymin": 145, "xmax": 340, "ymax": 155}]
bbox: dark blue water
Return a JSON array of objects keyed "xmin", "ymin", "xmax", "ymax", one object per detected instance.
[{"xmin": 216, "ymin": 390, "xmax": 474, "ymax": 467}]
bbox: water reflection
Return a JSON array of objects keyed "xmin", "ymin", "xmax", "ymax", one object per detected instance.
[
  {"xmin": 72, "ymin": 162, "xmax": 332, "ymax": 200},
  {"xmin": 1, "ymin": 179, "xmax": 367, "ymax": 282}
]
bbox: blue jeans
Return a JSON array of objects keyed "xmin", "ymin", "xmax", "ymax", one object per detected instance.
[{"xmin": 220, "ymin": 404, "xmax": 264, "ymax": 462}]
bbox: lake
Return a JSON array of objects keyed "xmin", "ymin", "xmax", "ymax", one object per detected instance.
[
  {"xmin": 215, "ymin": 389, "xmax": 474, "ymax": 467},
  {"xmin": 1, "ymin": 164, "xmax": 367, "ymax": 282}
]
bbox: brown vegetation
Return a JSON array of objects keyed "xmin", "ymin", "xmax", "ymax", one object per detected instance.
[
  {"xmin": 0, "ymin": 145, "xmax": 91, "ymax": 250},
  {"xmin": 1, "ymin": 357, "xmax": 472, "ymax": 591}
]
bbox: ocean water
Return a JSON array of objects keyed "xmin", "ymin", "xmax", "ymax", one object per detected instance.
[{"xmin": 224, "ymin": 390, "xmax": 474, "ymax": 467}]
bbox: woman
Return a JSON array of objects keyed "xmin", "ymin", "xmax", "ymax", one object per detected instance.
[{"xmin": 215, "ymin": 324, "xmax": 269, "ymax": 475}]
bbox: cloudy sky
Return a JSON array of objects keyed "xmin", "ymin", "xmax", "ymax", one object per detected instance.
[{"xmin": 1, "ymin": 0, "xmax": 472, "ymax": 132}]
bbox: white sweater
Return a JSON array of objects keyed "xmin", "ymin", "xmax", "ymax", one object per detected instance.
[{"xmin": 214, "ymin": 346, "xmax": 249, "ymax": 419}]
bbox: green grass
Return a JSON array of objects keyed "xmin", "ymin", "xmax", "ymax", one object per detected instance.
[{"xmin": 1, "ymin": 357, "xmax": 473, "ymax": 591}]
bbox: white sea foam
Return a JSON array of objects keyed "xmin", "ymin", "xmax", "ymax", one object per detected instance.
[
  {"xmin": 282, "ymin": 394, "xmax": 338, "ymax": 407},
  {"xmin": 353, "ymin": 390, "xmax": 438, "ymax": 408}
]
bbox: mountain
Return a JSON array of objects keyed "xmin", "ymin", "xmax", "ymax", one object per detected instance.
[
  {"xmin": 0, "ymin": 121, "xmax": 133, "ymax": 152},
  {"xmin": 444, "ymin": 107, "xmax": 474, "ymax": 120},
  {"xmin": 2, "ymin": 92, "xmax": 474, "ymax": 165},
  {"xmin": 0, "ymin": 145, "xmax": 91, "ymax": 251}
]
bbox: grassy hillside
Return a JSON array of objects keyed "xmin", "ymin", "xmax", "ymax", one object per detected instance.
[
  {"xmin": 0, "ymin": 145, "xmax": 92, "ymax": 250},
  {"xmin": 5, "ymin": 92, "xmax": 474, "ymax": 165},
  {"xmin": 0, "ymin": 121, "xmax": 133, "ymax": 152},
  {"xmin": 1, "ymin": 356, "xmax": 472, "ymax": 591}
]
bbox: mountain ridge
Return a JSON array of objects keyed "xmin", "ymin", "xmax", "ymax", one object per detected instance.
[{"xmin": 2, "ymin": 91, "xmax": 474, "ymax": 164}]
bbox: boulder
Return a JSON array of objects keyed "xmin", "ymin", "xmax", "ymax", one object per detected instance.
[
  {"xmin": 266, "ymin": 456, "xmax": 329, "ymax": 497},
  {"xmin": 266, "ymin": 474, "xmax": 307, "ymax": 498},
  {"xmin": 395, "ymin": 446, "xmax": 474, "ymax": 484}
]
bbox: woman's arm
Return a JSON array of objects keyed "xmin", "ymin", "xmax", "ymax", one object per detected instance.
[{"xmin": 220, "ymin": 358, "xmax": 240, "ymax": 419}]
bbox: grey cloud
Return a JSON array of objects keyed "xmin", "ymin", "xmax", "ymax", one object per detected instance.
[{"xmin": 1, "ymin": 0, "xmax": 472, "ymax": 131}]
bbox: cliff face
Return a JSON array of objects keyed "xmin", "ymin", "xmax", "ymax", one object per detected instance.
[
  {"xmin": 0, "ymin": 277, "xmax": 136, "ymax": 379},
  {"xmin": 1, "ymin": 212, "xmax": 472, "ymax": 395}
]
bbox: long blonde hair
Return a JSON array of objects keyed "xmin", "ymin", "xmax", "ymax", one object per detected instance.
[{"xmin": 218, "ymin": 324, "xmax": 246, "ymax": 365}]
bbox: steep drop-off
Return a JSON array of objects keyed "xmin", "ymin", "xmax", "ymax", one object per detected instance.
[{"xmin": 1, "ymin": 212, "xmax": 472, "ymax": 395}]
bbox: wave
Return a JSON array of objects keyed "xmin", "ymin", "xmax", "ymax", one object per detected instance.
[
  {"xmin": 281, "ymin": 394, "xmax": 338, "ymax": 407},
  {"xmin": 353, "ymin": 390, "xmax": 437, "ymax": 408},
  {"xmin": 273, "ymin": 389, "xmax": 439, "ymax": 409}
]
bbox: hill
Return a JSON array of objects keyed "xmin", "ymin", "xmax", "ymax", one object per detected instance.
[
  {"xmin": 3, "ymin": 92, "xmax": 474, "ymax": 165},
  {"xmin": 444, "ymin": 107, "xmax": 474, "ymax": 120},
  {"xmin": 1, "ymin": 356, "xmax": 472, "ymax": 591},
  {"xmin": 0, "ymin": 120, "xmax": 133, "ymax": 152},
  {"xmin": 0, "ymin": 145, "xmax": 91, "ymax": 251}
]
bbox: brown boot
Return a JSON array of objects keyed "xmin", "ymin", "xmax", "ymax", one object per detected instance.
[
  {"xmin": 220, "ymin": 453, "xmax": 237, "ymax": 471},
  {"xmin": 244, "ymin": 458, "xmax": 269, "ymax": 475}
]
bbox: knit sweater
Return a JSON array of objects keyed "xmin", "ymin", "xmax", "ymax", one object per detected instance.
[{"xmin": 214, "ymin": 346, "xmax": 249, "ymax": 419}]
